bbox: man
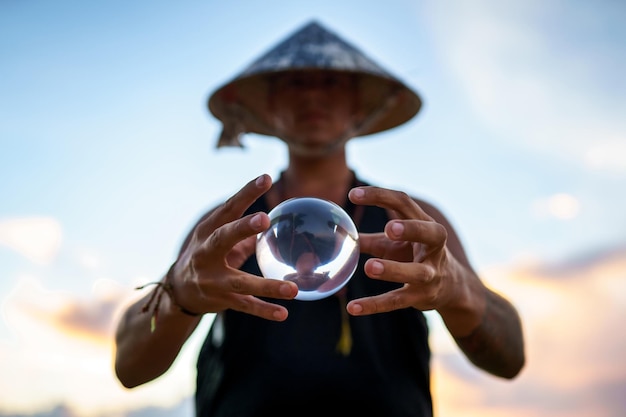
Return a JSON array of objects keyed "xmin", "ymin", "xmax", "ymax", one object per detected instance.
[{"xmin": 114, "ymin": 20, "xmax": 525, "ymax": 416}]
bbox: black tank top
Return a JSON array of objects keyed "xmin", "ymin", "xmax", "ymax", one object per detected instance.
[{"xmin": 195, "ymin": 180, "xmax": 432, "ymax": 417}]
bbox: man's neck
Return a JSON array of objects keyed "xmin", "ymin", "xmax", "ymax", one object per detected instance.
[{"xmin": 276, "ymin": 152, "xmax": 354, "ymax": 206}]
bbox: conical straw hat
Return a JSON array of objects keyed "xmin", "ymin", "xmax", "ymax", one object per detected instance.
[{"xmin": 208, "ymin": 20, "xmax": 422, "ymax": 147}]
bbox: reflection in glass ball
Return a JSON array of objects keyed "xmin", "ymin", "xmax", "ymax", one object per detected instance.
[{"xmin": 256, "ymin": 197, "xmax": 360, "ymax": 301}]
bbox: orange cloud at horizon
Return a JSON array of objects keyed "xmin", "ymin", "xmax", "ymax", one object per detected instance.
[
  {"xmin": 0, "ymin": 277, "xmax": 201, "ymax": 417},
  {"xmin": 430, "ymin": 245, "xmax": 626, "ymax": 417}
]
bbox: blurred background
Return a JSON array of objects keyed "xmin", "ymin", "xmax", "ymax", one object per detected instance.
[{"xmin": 1, "ymin": 1, "xmax": 625, "ymax": 416}]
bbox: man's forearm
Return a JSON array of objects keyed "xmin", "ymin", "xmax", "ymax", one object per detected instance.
[
  {"xmin": 453, "ymin": 290, "xmax": 525, "ymax": 379},
  {"xmin": 114, "ymin": 291, "xmax": 200, "ymax": 388}
]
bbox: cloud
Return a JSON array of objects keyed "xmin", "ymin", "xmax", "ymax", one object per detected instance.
[
  {"xmin": 0, "ymin": 276, "xmax": 204, "ymax": 416},
  {"xmin": 125, "ymin": 397, "xmax": 194, "ymax": 417},
  {"xmin": 0, "ymin": 217, "xmax": 63, "ymax": 264},
  {"xmin": 0, "ymin": 405, "xmax": 77, "ymax": 417},
  {"xmin": 427, "ymin": 0, "xmax": 626, "ymax": 174},
  {"xmin": 0, "ymin": 397, "xmax": 194, "ymax": 417},
  {"xmin": 430, "ymin": 243, "xmax": 626, "ymax": 417},
  {"xmin": 5, "ymin": 277, "xmax": 128, "ymax": 344},
  {"xmin": 531, "ymin": 193, "xmax": 581, "ymax": 220},
  {"xmin": 529, "ymin": 242, "xmax": 626, "ymax": 279},
  {"xmin": 46, "ymin": 296, "xmax": 120, "ymax": 341}
]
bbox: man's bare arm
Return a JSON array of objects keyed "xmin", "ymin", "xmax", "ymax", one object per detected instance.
[{"xmin": 453, "ymin": 289, "xmax": 525, "ymax": 378}]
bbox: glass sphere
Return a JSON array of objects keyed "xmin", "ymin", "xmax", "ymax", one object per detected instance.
[{"xmin": 256, "ymin": 197, "xmax": 360, "ymax": 301}]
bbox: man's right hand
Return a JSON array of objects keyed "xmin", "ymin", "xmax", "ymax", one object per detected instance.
[{"xmin": 168, "ymin": 174, "xmax": 298, "ymax": 321}]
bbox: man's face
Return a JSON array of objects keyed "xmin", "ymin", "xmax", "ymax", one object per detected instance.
[{"xmin": 269, "ymin": 71, "xmax": 360, "ymax": 153}]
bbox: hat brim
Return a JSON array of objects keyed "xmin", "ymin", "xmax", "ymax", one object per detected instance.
[{"xmin": 208, "ymin": 69, "xmax": 422, "ymax": 143}]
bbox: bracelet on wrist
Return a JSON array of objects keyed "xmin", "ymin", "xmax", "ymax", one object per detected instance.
[{"xmin": 135, "ymin": 263, "xmax": 201, "ymax": 332}]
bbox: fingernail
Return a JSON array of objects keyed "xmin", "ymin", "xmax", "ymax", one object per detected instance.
[
  {"xmin": 256, "ymin": 175, "xmax": 266, "ymax": 187},
  {"xmin": 370, "ymin": 260, "xmax": 384, "ymax": 275},
  {"xmin": 273, "ymin": 309, "xmax": 287, "ymax": 320},
  {"xmin": 350, "ymin": 188, "xmax": 365, "ymax": 199},
  {"xmin": 280, "ymin": 283, "xmax": 295, "ymax": 296},
  {"xmin": 390, "ymin": 222, "xmax": 404, "ymax": 237},
  {"xmin": 250, "ymin": 213, "xmax": 263, "ymax": 229},
  {"xmin": 350, "ymin": 303, "xmax": 363, "ymax": 314}
]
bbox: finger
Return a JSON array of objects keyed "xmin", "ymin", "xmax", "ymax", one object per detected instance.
[
  {"xmin": 364, "ymin": 258, "xmax": 435, "ymax": 285},
  {"xmin": 358, "ymin": 232, "xmax": 390, "ymax": 258},
  {"xmin": 346, "ymin": 288, "xmax": 413, "ymax": 315},
  {"xmin": 359, "ymin": 232, "xmax": 414, "ymax": 262},
  {"xmin": 349, "ymin": 186, "xmax": 432, "ymax": 221},
  {"xmin": 224, "ymin": 293, "xmax": 292, "ymax": 322},
  {"xmin": 347, "ymin": 276, "xmax": 444, "ymax": 315},
  {"xmin": 226, "ymin": 235, "xmax": 258, "ymax": 268},
  {"xmin": 200, "ymin": 271, "xmax": 298, "ymax": 300},
  {"xmin": 385, "ymin": 219, "xmax": 447, "ymax": 248},
  {"xmin": 202, "ymin": 211, "xmax": 269, "ymax": 260},
  {"xmin": 197, "ymin": 174, "xmax": 273, "ymax": 236}
]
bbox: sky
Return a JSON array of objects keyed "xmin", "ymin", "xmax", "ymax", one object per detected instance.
[{"xmin": 1, "ymin": 0, "xmax": 625, "ymax": 416}]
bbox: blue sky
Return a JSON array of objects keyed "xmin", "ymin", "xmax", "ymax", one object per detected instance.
[{"xmin": 1, "ymin": 1, "xmax": 625, "ymax": 416}]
